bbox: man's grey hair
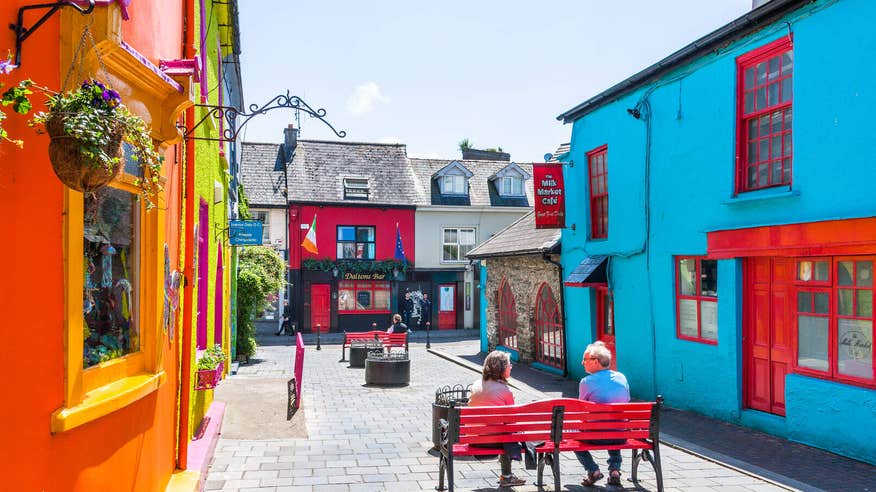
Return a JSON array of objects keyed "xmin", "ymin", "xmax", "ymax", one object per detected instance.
[{"xmin": 585, "ymin": 341, "xmax": 612, "ymax": 368}]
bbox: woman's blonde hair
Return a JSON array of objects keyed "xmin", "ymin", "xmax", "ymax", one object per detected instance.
[{"xmin": 482, "ymin": 350, "xmax": 510, "ymax": 382}]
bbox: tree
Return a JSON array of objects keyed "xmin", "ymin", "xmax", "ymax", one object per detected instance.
[{"xmin": 236, "ymin": 246, "xmax": 285, "ymax": 358}]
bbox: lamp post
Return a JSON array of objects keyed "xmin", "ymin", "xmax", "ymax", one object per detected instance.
[{"xmin": 426, "ymin": 321, "xmax": 431, "ymax": 349}]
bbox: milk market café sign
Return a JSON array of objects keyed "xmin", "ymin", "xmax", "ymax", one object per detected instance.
[{"xmin": 533, "ymin": 163, "xmax": 565, "ymax": 229}]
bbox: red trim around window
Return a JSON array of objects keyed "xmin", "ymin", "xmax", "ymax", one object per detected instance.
[
  {"xmin": 791, "ymin": 257, "xmax": 875, "ymax": 388},
  {"xmin": 587, "ymin": 145, "xmax": 608, "ymax": 239},
  {"xmin": 735, "ymin": 37, "xmax": 793, "ymax": 194},
  {"xmin": 337, "ymin": 280, "xmax": 391, "ymax": 314},
  {"xmin": 675, "ymin": 256, "xmax": 719, "ymax": 345}
]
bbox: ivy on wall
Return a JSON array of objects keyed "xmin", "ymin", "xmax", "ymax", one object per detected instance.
[{"xmin": 302, "ymin": 258, "xmax": 410, "ymax": 276}]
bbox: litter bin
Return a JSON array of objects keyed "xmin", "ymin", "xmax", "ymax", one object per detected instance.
[
  {"xmin": 364, "ymin": 351, "xmax": 410, "ymax": 385},
  {"xmin": 349, "ymin": 341, "xmax": 382, "ymax": 368},
  {"xmin": 431, "ymin": 384, "xmax": 472, "ymax": 449}
]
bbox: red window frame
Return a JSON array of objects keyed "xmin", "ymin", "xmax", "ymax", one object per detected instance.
[
  {"xmin": 792, "ymin": 257, "xmax": 875, "ymax": 388},
  {"xmin": 675, "ymin": 256, "xmax": 718, "ymax": 345},
  {"xmin": 497, "ymin": 277, "xmax": 518, "ymax": 350},
  {"xmin": 736, "ymin": 37, "xmax": 793, "ymax": 194},
  {"xmin": 587, "ymin": 145, "xmax": 608, "ymax": 239},
  {"xmin": 534, "ymin": 283, "xmax": 564, "ymax": 370},
  {"xmin": 337, "ymin": 280, "xmax": 391, "ymax": 314}
]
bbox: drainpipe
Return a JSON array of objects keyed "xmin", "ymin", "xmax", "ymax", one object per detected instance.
[
  {"xmin": 177, "ymin": 0, "xmax": 197, "ymax": 470},
  {"xmin": 542, "ymin": 251, "xmax": 568, "ymax": 378}
]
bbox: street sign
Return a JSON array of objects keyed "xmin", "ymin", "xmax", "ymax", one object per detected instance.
[{"xmin": 229, "ymin": 220, "xmax": 264, "ymax": 245}]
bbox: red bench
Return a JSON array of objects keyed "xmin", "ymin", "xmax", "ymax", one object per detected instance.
[
  {"xmin": 537, "ymin": 396, "xmax": 664, "ymax": 491},
  {"xmin": 437, "ymin": 400, "xmax": 565, "ymax": 492},
  {"xmin": 437, "ymin": 396, "xmax": 664, "ymax": 492},
  {"xmin": 339, "ymin": 330, "xmax": 408, "ymax": 362}
]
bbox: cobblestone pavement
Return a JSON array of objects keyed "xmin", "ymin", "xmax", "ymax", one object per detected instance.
[{"xmin": 208, "ymin": 328, "xmax": 794, "ymax": 492}]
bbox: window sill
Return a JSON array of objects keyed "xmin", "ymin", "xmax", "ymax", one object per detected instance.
[
  {"xmin": 51, "ymin": 371, "xmax": 166, "ymax": 434},
  {"xmin": 724, "ymin": 187, "xmax": 800, "ymax": 205}
]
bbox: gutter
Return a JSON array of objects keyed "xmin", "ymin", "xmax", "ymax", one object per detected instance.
[{"xmin": 557, "ymin": 0, "xmax": 811, "ymax": 123}]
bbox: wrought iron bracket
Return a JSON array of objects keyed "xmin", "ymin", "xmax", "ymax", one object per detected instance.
[
  {"xmin": 182, "ymin": 91, "xmax": 346, "ymax": 142},
  {"xmin": 8, "ymin": 0, "xmax": 95, "ymax": 67}
]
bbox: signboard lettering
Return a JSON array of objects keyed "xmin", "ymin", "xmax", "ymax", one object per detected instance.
[
  {"xmin": 229, "ymin": 220, "xmax": 264, "ymax": 246},
  {"xmin": 342, "ymin": 272, "xmax": 388, "ymax": 281},
  {"xmin": 533, "ymin": 163, "xmax": 565, "ymax": 229}
]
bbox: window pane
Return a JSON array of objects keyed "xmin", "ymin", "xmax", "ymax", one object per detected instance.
[
  {"xmin": 342, "ymin": 242, "xmax": 356, "ymax": 259},
  {"xmin": 444, "ymin": 229, "xmax": 457, "ymax": 243},
  {"xmin": 759, "ymin": 115, "xmax": 770, "ymax": 135},
  {"xmin": 374, "ymin": 289, "xmax": 390, "ymax": 310},
  {"xmin": 771, "ymin": 161, "xmax": 782, "ymax": 184},
  {"xmin": 838, "ymin": 261, "xmax": 854, "ymax": 286},
  {"xmin": 768, "ymin": 82, "xmax": 779, "ymax": 106},
  {"xmin": 756, "ymin": 61, "xmax": 767, "ymax": 85},
  {"xmin": 798, "ymin": 261, "xmax": 813, "ymax": 281},
  {"xmin": 857, "ymin": 261, "xmax": 873, "ymax": 287},
  {"xmin": 756, "ymin": 87, "xmax": 766, "ymax": 109},
  {"xmin": 814, "ymin": 292, "xmax": 830, "ymax": 314},
  {"xmin": 701, "ymin": 260, "xmax": 718, "ymax": 297},
  {"xmin": 357, "ymin": 227, "xmax": 374, "ymax": 242},
  {"xmin": 838, "ymin": 318, "xmax": 873, "ymax": 378},
  {"xmin": 759, "ymin": 140, "xmax": 769, "ymax": 163},
  {"xmin": 758, "ymin": 163, "xmax": 768, "ymax": 186},
  {"xmin": 365, "ymin": 243, "xmax": 375, "ymax": 260},
  {"xmin": 83, "ymin": 187, "xmax": 140, "ymax": 368},
  {"xmin": 744, "ymin": 92, "xmax": 753, "ymax": 113},
  {"xmin": 798, "ymin": 292, "xmax": 812, "ymax": 312},
  {"xmin": 356, "ymin": 290, "xmax": 372, "ymax": 310},
  {"xmin": 771, "ymin": 112, "xmax": 783, "ymax": 133},
  {"xmin": 783, "ymin": 134, "xmax": 792, "ymax": 157},
  {"xmin": 771, "ymin": 136, "xmax": 782, "ymax": 160},
  {"xmin": 355, "ymin": 243, "xmax": 365, "ymax": 259},
  {"xmin": 838, "ymin": 289, "xmax": 854, "ymax": 316},
  {"xmin": 513, "ymin": 178, "xmax": 523, "ymax": 195},
  {"xmin": 748, "ymin": 118, "xmax": 758, "ymax": 137},
  {"xmin": 781, "ymin": 52, "xmax": 793, "ymax": 74},
  {"xmin": 460, "ymin": 229, "xmax": 476, "ymax": 245},
  {"xmin": 338, "ymin": 289, "xmax": 355, "ymax": 311},
  {"xmin": 768, "ymin": 57, "xmax": 780, "ymax": 80},
  {"xmin": 781, "ymin": 77, "xmax": 792, "ymax": 103},
  {"xmin": 815, "ymin": 261, "xmax": 829, "ymax": 281},
  {"xmin": 747, "ymin": 166, "xmax": 757, "ymax": 188},
  {"xmin": 443, "ymin": 244, "xmax": 458, "ymax": 261},
  {"xmin": 700, "ymin": 300, "xmax": 718, "ymax": 340},
  {"xmin": 745, "ymin": 67, "xmax": 755, "ymax": 88},
  {"xmin": 798, "ymin": 315, "xmax": 829, "ymax": 371},
  {"xmin": 678, "ymin": 299, "xmax": 698, "ymax": 337},
  {"xmin": 338, "ymin": 226, "xmax": 355, "ymax": 241},
  {"xmin": 679, "ymin": 259, "xmax": 696, "ymax": 296},
  {"xmin": 782, "ymin": 159, "xmax": 791, "ymax": 182},
  {"xmin": 856, "ymin": 291, "xmax": 872, "ymax": 318}
]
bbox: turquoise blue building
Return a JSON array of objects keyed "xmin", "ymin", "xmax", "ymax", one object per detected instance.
[{"xmin": 557, "ymin": 0, "xmax": 876, "ymax": 465}]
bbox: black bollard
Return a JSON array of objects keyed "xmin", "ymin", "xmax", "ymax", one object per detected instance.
[
  {"xmin": 426, "ymin": 321, "xmax": 431, "ymax": 349},
  {"xmin": 316, "ymin": 324, "xmax": 322, "ymax": 350}
]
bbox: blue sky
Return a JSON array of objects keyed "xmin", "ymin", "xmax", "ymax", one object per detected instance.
[{"xmin": 238, "ymin": 1, "xmax": 753, "ymax": 162}]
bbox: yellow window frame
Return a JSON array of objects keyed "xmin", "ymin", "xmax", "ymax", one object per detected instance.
[{"xmin": 53, "ymin": 173, "xmax": 165, "ymax": 433}]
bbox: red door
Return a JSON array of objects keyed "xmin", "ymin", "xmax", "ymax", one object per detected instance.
[
  {"xmin": 438, "ymin": 284, "xmax": 456, "ymax": 330},
  {"xmin": 596, "ymin": 286, "xmax": 616, "ymax": 370},
  {"xmin": 310, "ymin": 283, "xmax": 331, "ymax": 333},
  {"xmin": 534, "ymin": 283, "xmax": 564, "ymax": 370},
  {"xmin": 745, "ymin": 257, "xmax": 792, "ymax": 416}
]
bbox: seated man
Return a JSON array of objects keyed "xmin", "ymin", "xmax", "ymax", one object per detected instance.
[{"xmin": 577, "ymin": 341, "xmax": 630, "ymax": 487}]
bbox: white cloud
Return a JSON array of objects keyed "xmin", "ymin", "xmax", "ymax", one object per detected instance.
[{"xmin": 346, "ymin": 81, "xmax": 390, "ymax": 116}]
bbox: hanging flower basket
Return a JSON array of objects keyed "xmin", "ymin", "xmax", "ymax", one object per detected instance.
[
  {"xmin": 45, "ymin": 111, "xmax": 125, "ymax": 192},
  {"xmin": 195, "ymin": 361, "xmax": 225, "ymax": 391}
]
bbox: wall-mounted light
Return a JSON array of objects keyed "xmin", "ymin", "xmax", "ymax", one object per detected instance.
[
  {"xmin": 331, "ymin": 267, "xmax": 339, "ymax": 278},
  {"xmin": 392, "ymin": 267, "xmax": 400, "ymax": 279}
]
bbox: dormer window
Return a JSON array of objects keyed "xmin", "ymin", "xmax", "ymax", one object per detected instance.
[
  {"xmin": 443, "ymin": 174, "xmax": 466, "ymax": 195},
  {"xmin": 500, "ymin": 176, "xmax": 524, "ymax": 196},
  {"xmin": 343, "ymin": 178, "xmax": 369, "ymax": 200}
]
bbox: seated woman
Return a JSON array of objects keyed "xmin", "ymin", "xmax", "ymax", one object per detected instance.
[{"xmin": 468, "ymin": 350, "xmax": 526, "ymax": 488}]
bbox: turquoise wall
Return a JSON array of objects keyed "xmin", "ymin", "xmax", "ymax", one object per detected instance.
[{"xmin": 561, "ymin": 0, "xmax": 876, "ymax": 464}]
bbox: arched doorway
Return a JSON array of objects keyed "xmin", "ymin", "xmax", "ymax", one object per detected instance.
[
  {"xmin": 497, "ymin": 278, "xmax": 518, "ymax": 349},
  {"xmin": 534, "ymin": 283, "xmax": 564, "ymax": 370}
]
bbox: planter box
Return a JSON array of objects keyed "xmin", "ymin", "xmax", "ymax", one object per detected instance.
[{"xmin": 195, "ymin": 361, "xmax": 224, "ymax": 390}]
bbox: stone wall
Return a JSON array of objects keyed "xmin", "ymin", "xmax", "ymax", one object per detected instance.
[{"xmin": 484, "ymin": 254, "xmax": 563, "ymax": 363}]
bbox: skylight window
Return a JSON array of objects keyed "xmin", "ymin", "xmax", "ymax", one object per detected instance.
[{"xmin": 343, "ymin": 178, "xmax": 369, "ymax": 200}]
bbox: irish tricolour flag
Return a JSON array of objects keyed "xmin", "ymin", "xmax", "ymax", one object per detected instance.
[{"xmin": 301, "ymin": 215, "xmax": 318, "ymax": 254}]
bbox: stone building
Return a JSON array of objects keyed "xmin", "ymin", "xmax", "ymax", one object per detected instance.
[{"xmin": 467, "ymin": 212, "xmax": 565, "ymax": 374}]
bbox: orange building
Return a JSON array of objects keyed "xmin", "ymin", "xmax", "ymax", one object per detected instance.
[{"xmin": 0, "ymin": 1, "xmax": 227, "ymax": 489}]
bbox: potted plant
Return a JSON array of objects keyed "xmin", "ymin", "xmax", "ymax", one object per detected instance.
[
  {"xmin": 29, "ymin": 79, "xmax": 164, "ymax": 208},
  {"xmin": 194, "ymin": 344, "xmax": 226, "ymax": 390}
]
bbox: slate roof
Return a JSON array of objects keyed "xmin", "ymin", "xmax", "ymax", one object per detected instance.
[
  {"xmin": 239, "ymin": 142, "xmax": 287, "ymax": 206},
  {"xmin": 241, "ymin": 139, "xmax": 537, "ymax": 209},
  {"xmin": 409, "ymin": 158, "xmax": 534, "ymax": 207},
  {"xmin": 549, "ymin": 143, "xmax": 571, "ymax": 163},
  {"xmin": 466, "ymin": 211, "xmax": 560, "ymax": 259}
]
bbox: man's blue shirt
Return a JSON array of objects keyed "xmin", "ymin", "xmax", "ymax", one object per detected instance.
[{"xmin": 579, "ymin": 369, "xmax": 630, "ymax": 403}]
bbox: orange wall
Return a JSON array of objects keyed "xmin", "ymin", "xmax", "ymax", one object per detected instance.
[{"xmin": 0, "ymin": 2, "xmax": 184, "ymax": 490}]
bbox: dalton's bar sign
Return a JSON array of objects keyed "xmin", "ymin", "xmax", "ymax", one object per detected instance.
[
  {"xmin": 533, "ymin": 163, "xmax": 565, "ymax": 229},
  {"xmin": 229, "ymin": 220, "xmax": 264, "ymax": 245}
]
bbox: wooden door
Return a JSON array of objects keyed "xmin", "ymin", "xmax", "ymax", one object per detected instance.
[
  {"xmin": 197, "ymin": 199, "xmax": 209, "ymax": 349},
  {"xmin": 438, "ymin": 283, "xmax": 456, "ymax": 330},
  {"xmin": 310, "ymin": 283, "xmax": 331, "ymax": 333},
  {"xmin": 596, "ymin": 286, "xmax": 617, "ymax": 370},
  {"xmin": 534, "ymin": 283, "xmax": 564, "ymax": 370},
  {"xmin": 745, "ymin": 257, "xmax": 791, "ymax": 416}
]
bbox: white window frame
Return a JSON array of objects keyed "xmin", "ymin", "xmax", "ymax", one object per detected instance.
[
  {"xmin": 442, "ymin": 227, "xmax": 477, "ymax": 263},
  {"xmin": 251, "ymin": 210, "xmax": 270, "ymax": 244},
  {"xmin": 442, "ymin": 174, "xmax": 466, "ymax": 195},
  {"xmin": 500, "ymin": 176, "xmax": 524, "ymax": 196}
]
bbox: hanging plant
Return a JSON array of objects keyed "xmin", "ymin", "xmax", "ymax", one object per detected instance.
[
  {"xmin": 0, "ymin": 54, "xmax": 33, "ymax": 147},
  {"xmin": 29, "ymin": 79, "xmax": 164, "ymax": 208},
  {"xmin": 302, "ymin": 258, "xmax": 410, "ymax": 276}
]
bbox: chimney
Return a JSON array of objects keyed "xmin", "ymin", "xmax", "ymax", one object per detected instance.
[
  {"xmin": 461, "ymin": 148, "xmax": 511, "ymax": 162},
  {"xmin": 283, "ymin": 124, "xmax": 297, "ymax": 163}
]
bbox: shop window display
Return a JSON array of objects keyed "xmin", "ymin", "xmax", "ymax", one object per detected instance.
[{"xmin": 83, "ymin": 187, "xmax": 139, "ymax": 367}]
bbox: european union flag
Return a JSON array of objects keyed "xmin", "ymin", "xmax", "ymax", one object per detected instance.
[{"xmin": 394, "ymin": 223, "xmax": 406, "ymax": 263}]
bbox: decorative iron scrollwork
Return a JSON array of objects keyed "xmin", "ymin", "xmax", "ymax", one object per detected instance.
[{"xmin": 183, "ymin": 90, "xmax": 346, "ymax": 142}]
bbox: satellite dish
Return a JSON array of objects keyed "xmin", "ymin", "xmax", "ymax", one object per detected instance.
[{"xmin": 543, "ymin": 153, "xmax": 553, "ymax": 162}]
